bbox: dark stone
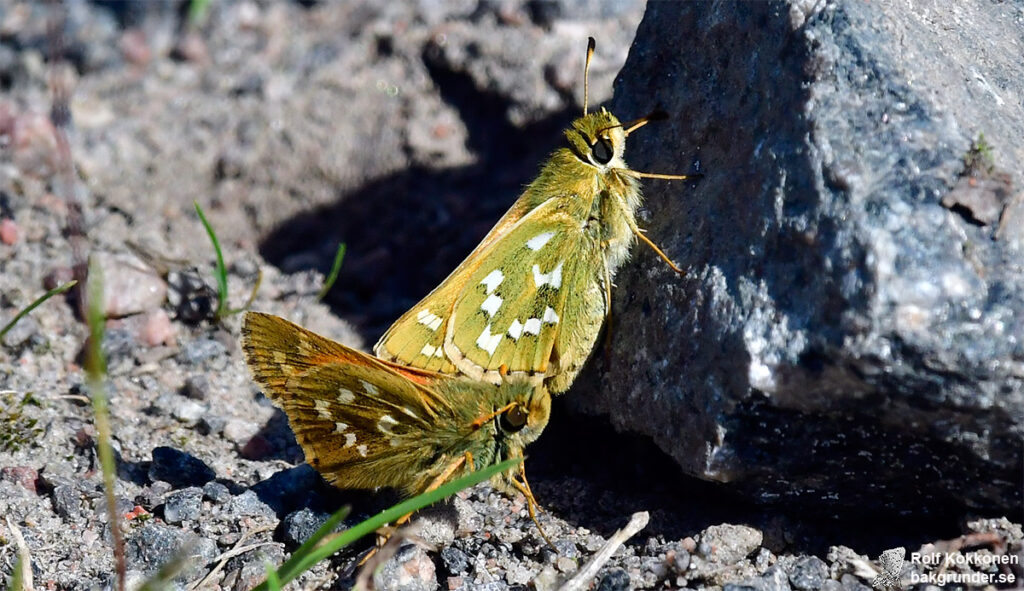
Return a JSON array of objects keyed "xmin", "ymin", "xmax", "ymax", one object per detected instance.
[
  {"xmin": 203, "ymin": 481, "xmax": 231, "ymax": 503},
  {"xmin": 166, "ymin": 269, "xmax": 218, "ymax": 324},
  {"xmin": 280, "ymin": 507, "xmax": 331, "ymax": 547},
  {"xmin": 163, "ymin": 487, "xmax": 203, "ymax": 523},
  {"xmin": 440, "ymin": 546, "xmax": 468, "ymax": 575},
  {"xmin": 789, "ymin": 556, "xmax": 828, "ymax": 591},
  {"xmin": 51, "ymin": 482, "xmax": 81, "ymax": 520},
  {"xmin": 148, "ymin": 446, "xmax": 216, "ymax": 488},
  {"xmin": 597, "ymin": 568, "xmax": 632, "ymax": 591},
  {"xmin": 572, "ymin": 0, "xmax": 1024, "ymax": 514}
]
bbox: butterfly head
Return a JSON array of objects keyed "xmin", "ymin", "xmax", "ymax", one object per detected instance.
[
  {"xmin": 566, "ymin": 109, "xmax": 628, "ymax": 172},
  {"xmin": 488, "ymin": 383, "xmax": 552, "ymax": 450}
]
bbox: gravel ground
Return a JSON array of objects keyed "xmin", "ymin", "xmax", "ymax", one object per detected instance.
[{"xmin": 0, "ymin": 1, "xmax": 1021, "ymax": 590}]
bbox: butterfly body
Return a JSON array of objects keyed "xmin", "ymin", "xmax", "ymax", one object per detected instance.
[
  {"xmin": 376, "ymin": 109, "xmax": 650, "ymax": 394},
  {"xmin": 242, "ymin": 312, "xmax": 550, "ymax": 497}
]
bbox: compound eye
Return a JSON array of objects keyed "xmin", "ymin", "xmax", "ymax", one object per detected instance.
[
  {"xmin": 591, "ymin": 137, "xmax": 614, "ymax": 165},
  {"xmin": 500, "ymin": 405, "xmax": 528, "ymax": 433}
]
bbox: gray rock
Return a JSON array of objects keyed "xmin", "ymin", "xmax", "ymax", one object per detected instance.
[
  {"xmin": 135, "ymin": 481, "xmax": 172, "ymax": 509},
  {"xmin": 197, "ymin": 415, "xmax": 227, "ymax": 436},
  {"xmin": 373, "ymin": 543, "xmax": 439, "ymax": 591},
  {"xmin": 50, "ymin": 482, "xmax": 82, "ymax": 520},
  {"xmin": 177, "ymin": 338, "xmax": 228, "ymax": 366},
  {"xmin": 228, "ymin": 490, "xmax": 275, "ymax": 518},
  {"xmin": 725, "ymin": 566, "xmax": 792, "ymax": 591},
  {"xmin": 440, "ymin": 546, "xmax": 468, "ymax": 575},
  {"xmin": 280, "ymin": 507, "xmax": 330, "ymax": 547},
  {"xmin": 698, "ymin": 524, "xmax": 763, "ymax": 566},
  {"xmin": 572, "ymin": 0, "xmax": 1024, "ymax": 513},
  {"xmin": 789, "ymin": 556, "xmax": 829, "ymax": 591},
  {"xmin": 596, "ymin": 568, "xmax": 632, "ymax": 591},
  {"xmin": 125, "ymin": 523, "xmax": 218, "ymax": 579},
  {"xmin": 163, "ymin": 487, "xmax": 203, "ymax": 523},
  {"xmin": 148, "ymin": 446, "xmax": 216, "ymax": 488},
  {"xmin": 202, "ymin": 481, "xmax": 231, "ymax": 504}
]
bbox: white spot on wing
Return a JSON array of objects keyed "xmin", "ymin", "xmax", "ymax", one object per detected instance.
[
  {"xmin": 526, "ymin": 231, "xmax": 555, "ymax": 251},
  {"xmin": 476, "ymin": 324, "xmax": 503, "ymax": 355},
  {"xmin": 334, "ymin": 422, "xmax": 348, "ymax": 433},
  {"xmin": 403, "ymin": 406, "xmax": 419, "ymax": 419},
  {"xmin": 523, "ymin": 318, "xmax": 542, "ymax": 335},
  {"xmin": 507, "ymin": 319, "xmax": 524, "ymax": 340},
  {"xmin": 532, "ymin": 262, "xmax": 563, "ymax": 289},
  {"xmin": 344, "ymin": 433, "xmax": 357, "ymax": 448},
  {"xmin": 481, "ymin": 294, "xmax": 503, "ymax": 317},
  {"xmin": 357, "ymin": 444, "xmax": 368, "ymax": 457},
  {"xmin": 378, "ymin": 414, "xmax": 398, "ymax": 434},
  {"xmin": 314, "ymin": 399, "xmax": 331, "ymax": 419},
  {"xmin": 416, "ymin": 309, "xmax": 443, "ymax": 331},
  {"xmin": 542, "ymin": 306, "xmax": 559, "ymax": 324},
  {"xmin": 359, "ymin": 380, "xmax": 380, "ymax": 396},
  {"xmin": 480, "ymin": 269, "xmax": 505, "ymax": 294},
  {"xmin": 337, "ymin": 388, "xmax": 355, "ymax": 403}
]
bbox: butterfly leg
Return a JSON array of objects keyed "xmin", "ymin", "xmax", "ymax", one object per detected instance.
[
  {"xmin": 610, "ymin": 190, "xmax": 684, "ymax": 274},
  {"xmin": 511, "ymin": 465, "xmax": 556, "ymax": 550}
]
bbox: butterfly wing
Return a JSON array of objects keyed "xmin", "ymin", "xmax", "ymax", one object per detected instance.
[
  {"xmin": 377, "ymin": 195, "xmax": 602, "ymax": 389},
  {"xmin": 242, "ymin": 312, "xmax": 466, "ymax": 494},
  {"xmin": 374, "ymin": 200, "xmax": 533, "ymax": 374}
]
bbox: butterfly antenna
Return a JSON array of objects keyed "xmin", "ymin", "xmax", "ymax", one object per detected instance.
[
  {"xmin": 623, "ymin": 109, "xmax": 669, "ymax": 136},
  {"xmin": 583, "ymin": 37, "xmax": 596, "ymax": 116}
]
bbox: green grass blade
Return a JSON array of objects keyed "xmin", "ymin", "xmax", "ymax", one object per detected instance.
[
  {"xmin": 255, "ymin": 457, "xmax": 520, "ymax": 590},
  {"xmin": 85, "ymin": 260, "xmax": 127, "ymax": 591},
  {"xmin": 316, "ymin": 243, "xmax": 346, "ymax": 301},
  {"xmin": 263, "ymin": 563, "xmax": 282, "ymax": 591},
  {"xmin": 10, "ymin": 555, "xmax": 25, "ymax": 590},
  {"xmin": 0, "ymin": 279, "xmax": 77, "ymax": 342},
  {"xmin": 193, "ymin": 201, "xmax": 228, "ymax": 317}
]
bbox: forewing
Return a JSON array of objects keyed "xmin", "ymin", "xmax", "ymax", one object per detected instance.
[
  {"xmin": 444, "ymin": 200, "xmax": 591, "ymax": 383},
  {"xmin": 374, "ymin": 200, "xmax": 532, "ymax": 373}
]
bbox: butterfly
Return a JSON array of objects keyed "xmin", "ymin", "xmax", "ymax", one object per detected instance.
[
  {"xmin": 240, "ymin": 311, "xmax": 551, "ymax": 510},
  {"xmin": 374, "ymin": 38, "xmax": 692, "ymax": 394}
]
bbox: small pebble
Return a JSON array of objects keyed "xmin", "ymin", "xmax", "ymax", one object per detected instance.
[
  {"xmin": 596, "ymin": 569, "xmax": 631, "ymax": 591},
  {"xmin": 135, "ymin": 481, "xmax": 172, "ymax": 509},
  {"xmin": 0, "ymin": 218, "xmax": 18, "ymax": 244},
  {"xmin": 172, "ymin": 399, "xmax": 205, "ymax": 424},
  {"xmin": 93, "ymin": 253, "xmax": 168, "ymax": 318},
  {"xmin": 167, "ymin": 270, "xmax": 218, "ymax": 324},
  {"xmin": 202, "ymin": 481, "xmax": 232, "ymax": 503},
  {"xmin": 441, "ymin": 547, "xmax": 468, "ymax": 575},
  {"xmin": 1, "ymin": 466, "xmax": 38, "ymax": 492},
  {"xmin": 789, "ymin": 556, "xmax": 828, "ymax": 591},
  {"xmin": 223, "ymin": 418, "xmax": 259, "ymax": 444},
  {"xmin": 373, "ymin": 544, "xmax": 438, "ymax": 591},
  {"xmin": 137, "ymin": 309, "xmax": 175, "ymax": 347},
  {"xmin": 178, "ymin": 338, "xmax": 228, "ymax": 366},
  {"xmin": 228, "ymin": 490, "xmax": 275, "ymax": 518},
  {"xmin": 163, "ymin": 487, "xmax": 203, "ymax": 523},
  {"xmin": 197, "ymin": 415, "xmax": 227, "ymax": 436},
  {"xmin": 281, "ymin": 507, "xmax": 331, "ymax": 546}
]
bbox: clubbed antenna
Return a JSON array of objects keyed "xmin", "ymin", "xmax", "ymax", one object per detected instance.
[{"xmin": 583, "ymin": 37, "xmax": 596, "ymax": 116}]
